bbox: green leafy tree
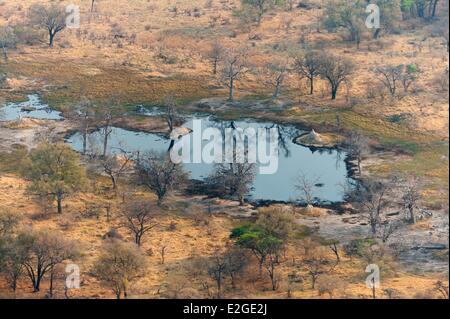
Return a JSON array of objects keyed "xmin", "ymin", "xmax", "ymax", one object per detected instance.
[
  {"xmin": 323, "ymin": 0, "xmax": 366, "ymax": 48},
  {"xmin": 0, "ymin": 237, "xmax": 27, "ymax": 297},
  {"xmin": 24, "ymin": 143, "xmax": 87, "ymax": 214},
  {"xmin": 231, "ymin": 223, "xmax": 283, "ymax": 289}
]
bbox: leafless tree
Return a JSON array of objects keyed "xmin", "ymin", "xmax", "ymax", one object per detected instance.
[
  {"xmin": 402, "ymin": 177, "xmax": 421, "ymax": 224},
  {"xmin": 120, "ymin": 198, "xmax": 159, "ymax": 247},
  {"xmin": 347, "ymin": 132, "xmax": 370, "ymax": 175},
  {"xmin": 17, "ymin": 230, "xmax": 77, "ymax": 293},
  {"xmin": 264, "ymin": 60, "xmax": 289, "ymax": 99},
  {"xmin": 71, "ymin": 97, "xmax": 94, "ymax": 155},
  {"xmin": 92, "ymin": 240, "xmax": 146, "ymax": 299},
  {"xmin": 101, "ymin": 150, "xmax": 133, "ymax": 190},
  {"xmin": 303, "ymin": 246, "xmax": 333, "ymax": 289},
  {"xmin": 349, "ymin": 178, "xmax": 396, "ymax": 236},
  {"xmin": 263, "ymin": 243, "xmax": 283, "ymax": 291},
  {"xmin": 207, "ymin": 251, "xmax": 228, "ymax": 298},
  {"xmin": 95, "ymin": 96, "xmax": 121, "ymax": 158},
  {"xmin": 317, "ymin": 274, "xmax": 346, "ymax": 298},
  {"xmin": 294, "ymin": 51, "xmax": 321, "ymax": 95},
  {"xmin": 28, "ymin": 4, "xmax": 67, "ymax": 48},
  {"xmin": 223, "ymin": 247, "xmax": 248, "ymax": 289},
  {"xmin": 375, "ymin": 65, "xmax": 403, "ymax": 97},
  {"xmin": 207, "ymin": 41, "xmax": 223, "ymax": 75},
  {"xmin": 318, "ymin": 53, "xmax": 354, "ymax": 100},
  {"xmin": 0, "ymin": 25, "xmax": 16, "ymax": 61},
  {"xmin": 163, "ymin": 96, "xmax": 181, "ymax": 132},
  {"xmin": 135, "ymin": 152, "xmax": 188, "ymax": 206},
  {"xmin": 295, "ymin": 172, "xmax": 320, "ymax": 206},
  {"xmin": 209, "ymin": 161, "xmax": 255, "ymax": 206},
  {"xmin": 378, "ymin": 220, "xmax": 402, "ymax": 243},
  {"xmin": 221, "ymin": 49, "xmax": 248, "ymax": 101}
]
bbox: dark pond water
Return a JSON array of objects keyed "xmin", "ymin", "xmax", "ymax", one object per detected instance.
[
  {"xmin": 67, "ymin": 115, "xmax": 352, "ymax": 203},
  {"xmin": 0, "ymin": 94, "xmax": 63, "ymax": 121}
]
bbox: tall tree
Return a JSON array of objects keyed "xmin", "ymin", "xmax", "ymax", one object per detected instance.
[
  {"xmin": 207, "ymin": 41, "xmax": 223, "ymax": 75},
  {"xmin": 221, "ymin": 49, "xmax": 248, "ymax": 101},
  {"xmin": 94, "ymin": 96, "xmax": 122, "ymax": 158},
  {"xmin": 121, "ymin": 198, "xmax": 159, "ymax": 247},
  {"xmin": 17, "ymin": 230, "xmax": 77, "ymax": 293},
  {"xmin": 209, "ymin": 161, "xmax": 255, "ymax": 206},
  {"xmin": 294, "ymin": 51, "xmax": 321, "ymax": 95},
  {"xmin": 25, "ymin": 143, "xmax": 87, "ymax": 214},
  {"xmin": 135, "ymin": 152, "xmax": 188, "ymax": 206},
  {"xmin": 230, "ymin": 223, "xmax": 283, "ymax": 280},
  {"xmin": 28, "ymin": 4, "xmax": 67, "ymax": 48},
  {"xmin": 0, "ymin": 25, "xmax": 16, "ymax": 61},
  {"xmin": 323, "ymin": 0, "xmax": 365, "ymax": 48},
  {"xmin": 71, "ymin": 97, "xmax": 94, "ymax": 156},
  {"xmin": 318, "ymin": 53, "xmax": 354, "ymax": 100}
]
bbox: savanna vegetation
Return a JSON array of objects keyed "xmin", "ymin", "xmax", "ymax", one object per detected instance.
[{"xmin": 0, "ymin": 0, "xmax": 448, "ymax": 299}]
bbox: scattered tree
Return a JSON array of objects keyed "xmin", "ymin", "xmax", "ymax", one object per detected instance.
[
  {"xmin": 207, "ymin": 251, "xmax": 228, "ymax": 298},
  {"xmin": 28, "ymin": 4, "xmax": 68, "ymax": 48},
  {"xmin": 120, "ymin": 198, "xmax": 159, "ymax": 247},
  {"xmin": 241, "ymin": 0, "xmax": 284, "ymax": 25},
  {"xmin": 223, "ymin": 247, "xmax": 248, "ymax": 289},
  {"xmin": 0, "ymin": 25, "xmax": 16, "ymax": 61},
  {"xmin": 92, "ymin": 240, "xmax": 146, "ymax": 299},
  {"xmin": 0, "ymin": 238, "xmax": 26, "ymax": 297},
  {"xmin": 402, "ymin": 177, "xmax": 421, "ymax": 224},
  {"xmin": 295, "ymin": 172, "xmax": 320, "ymax": 207},
  {"xmin": 231, "ymin": 222, "xmax": 284, "ymax": 287},
  {"xmin": 209, "ymin": 161, "xmax": 255, "ymax": 206},
  {"xmin": 221, "ymin": 49, "xmax": 248, "ymax": 101},
  {"xmin": 94, "ymin": 97, "xmax": 121, "ymax": 158},
  {"xmin": 303, "ymin": 246, "xmax": 333, "ymax": 289},
  {"xmin": 25, "ymin": 143, "xmax": 87, "ymax": 214},
  {"xmin": 318, "ymin": 53, "xmax": 354, "ymax": 100},
  {"xmin": 71, "ymin": 97, "xmax": 94, "ymax": 155},
  {"xmin": 347, "ymin": 132, "xmax": 370, "ymax": 175},
  {"xmin": 101, "ymin": 150, "xmax": 133, "ymax": 191},
  {"xmin": 0, "ymin": 210, "xmax": 20, "ymax": 237},
  {"xmin": 207, "ymin": 41, "xmax": 223, "ymax": 75},
  {"xmin": 375, "ymin": 65, "xmax": 403, "ymax": 97},
  {"xmin": 263, "ymin": 59, "xmax": 289, "ymax": 99},
  {"xmin": 17, "ymin": 230, "xmax": 77, "ymax": 293},
  {"xmin": 294, "ymin": 51, "xmax": 321, "ymax": 95},
  {"xmin": 323, "ymin": 0, "xmax": 364, "ymax": 48},
  {"xmin": 135, "ymin": 152, "xmax": 188, "ymax": 206}
]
